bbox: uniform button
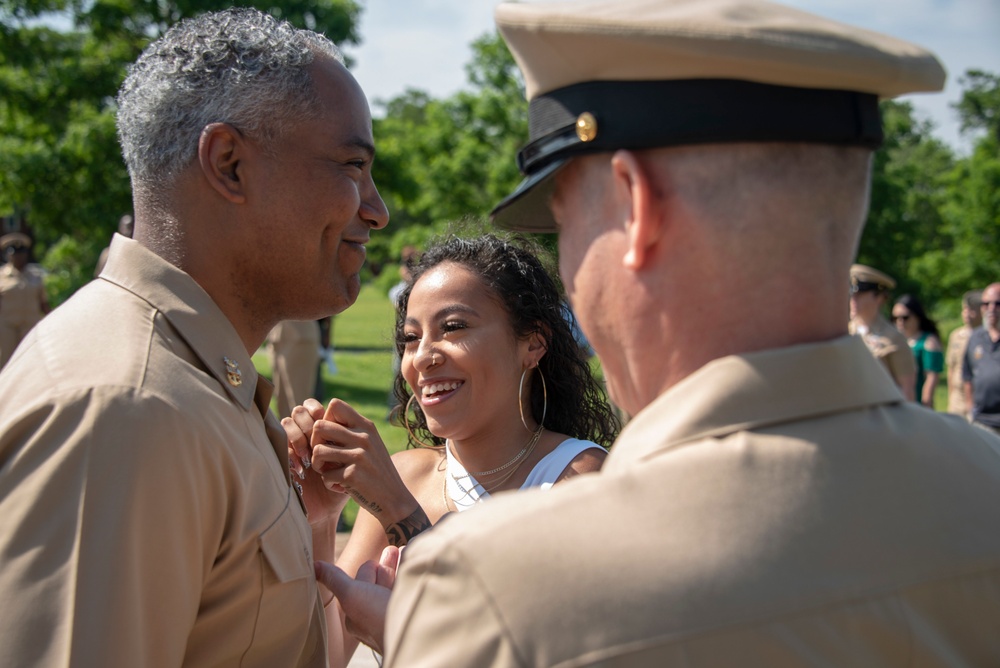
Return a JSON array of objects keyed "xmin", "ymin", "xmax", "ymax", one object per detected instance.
[{"xmin": 576, "ymin": 112, "xmax": 598, "ymax": 142}]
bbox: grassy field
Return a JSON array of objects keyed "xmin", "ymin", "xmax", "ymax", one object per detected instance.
[{"xmin": 253, "ymin": 283, "xmax": 410, "ymax": 527}]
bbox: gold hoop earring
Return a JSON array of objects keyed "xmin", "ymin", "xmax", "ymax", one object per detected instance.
[
  {"xmin": 518, "ymin": 365, "xmax": 547, "ymax": 432},
  {"xmin": 404, "ymin": 393, "xmax": 439, "ymax": 449}
]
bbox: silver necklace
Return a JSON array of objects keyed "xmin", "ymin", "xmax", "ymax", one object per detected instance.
[
  {"xmin": 446, "ymin": 427, "xmax": 543, "ymax": 506},
  {"xmin": 455, "ymin": 429, "xmax": 538, "ymax": 478}
]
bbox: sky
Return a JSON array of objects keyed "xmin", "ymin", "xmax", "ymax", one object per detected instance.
[{"xmin": 344, "ymin": 0, "xmax": 1000, "ymax": 155}]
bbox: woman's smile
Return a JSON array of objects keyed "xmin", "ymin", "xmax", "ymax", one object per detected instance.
[{"xmin": 420, "ymin": 380, "xmax": 464, "ymax": 405}]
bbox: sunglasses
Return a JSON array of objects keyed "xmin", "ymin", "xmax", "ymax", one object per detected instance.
[{"xmin": 893, "ymin": 314, "xmax": 912, "ymax": 322}]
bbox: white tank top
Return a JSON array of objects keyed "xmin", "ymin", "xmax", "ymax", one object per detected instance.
[{"xmin": 444, "ymin": 438, "xmax": 604, "ymax": 512}]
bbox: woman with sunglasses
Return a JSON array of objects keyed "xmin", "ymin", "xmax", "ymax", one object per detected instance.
[
  {"xmin": 283, "ymin": 233, "xmax": 621, "ymax": 667},
  {"xmin": 892, "ymin": 294, "xmax": 944, "ymax": 408}
]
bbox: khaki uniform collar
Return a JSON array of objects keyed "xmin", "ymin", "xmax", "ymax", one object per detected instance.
[
  {"xmin": 605, "ymin": 336, "xmax": 905, "ymax": 472},
  {"xmin": 100, "ymin": 234, "xmax": 260, "ymax": 412}
]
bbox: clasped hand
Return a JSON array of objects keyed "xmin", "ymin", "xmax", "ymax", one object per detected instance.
[{"xmin": 283, "ymin": 398, "xmax": 415, "ymax": 527}]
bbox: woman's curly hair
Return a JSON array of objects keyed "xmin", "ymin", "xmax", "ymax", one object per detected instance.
[{"xmin": 391, "ymin": 233, "xmax": 621, "ymax": 449}]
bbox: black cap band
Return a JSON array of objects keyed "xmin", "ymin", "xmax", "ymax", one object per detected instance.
[
  {"xmin": 518, "ymin": 79, "xmax": 883, "ymax": 176},
  {"xmin": 851, "ymin": 281, "xmax": 885, "ymax": 294}
]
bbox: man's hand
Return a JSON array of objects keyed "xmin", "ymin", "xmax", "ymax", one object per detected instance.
[
  {"xmin": 283, "ymin": 399, "xmax": 350, "ymax": 527},
  {"xmin": 284, "ymin": 398, "xmax": 326, "ymax": 478},
  {"xmin": 315, "ymin": 546, "xmax": 400, "ymax": 654}
]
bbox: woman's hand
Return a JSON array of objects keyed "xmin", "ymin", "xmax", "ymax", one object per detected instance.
[
  {"xmin": 310, "ymin": 399, "xmax": 423, "ymax": 535},
  {"xmin": 283, "ymin": 399, "xmax": 350, "ymax": 527}
]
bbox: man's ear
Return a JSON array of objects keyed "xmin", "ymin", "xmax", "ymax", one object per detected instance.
[
  {"xmin": 610, "ymin": 150, "xmax": 663, "ymax": 271},
  {"xmin": 198, "ymin": 123, "xmax": 247, "ymax": 204}
]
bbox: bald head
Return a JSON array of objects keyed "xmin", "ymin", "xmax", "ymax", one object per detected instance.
[
  {"xmin": 658, "ymin": 142, "xmax": 871, "ymax": 267},
  {"xmin": 551, "ymin": 141, "xmax": 873, "ymax": 412}
]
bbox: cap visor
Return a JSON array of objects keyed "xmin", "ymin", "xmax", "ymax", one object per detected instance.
[{"xmin": 490, "ymin": 160, "xmax": 566, "ymax": 233}]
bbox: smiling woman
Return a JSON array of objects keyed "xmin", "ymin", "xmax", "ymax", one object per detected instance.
[{"xmin": 282, "ymin": 233, "xmax": 620, "ymax": 667}]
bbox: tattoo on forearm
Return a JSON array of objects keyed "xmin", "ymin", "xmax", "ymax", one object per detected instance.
[
  {"xmin": 385, "ymin": 507, "xmax": 432, "ymax": 547},
  {"xmin": 348, "ymin": 489, "xmax": 383, "ymax": 515}
]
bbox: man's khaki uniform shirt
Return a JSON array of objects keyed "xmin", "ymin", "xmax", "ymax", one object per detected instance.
[
  {"xmin": 849, "ymin": 314, "xmax": 916, "ymax": 391},
  {"xmin": 946, "ymin": 324, "xmax": 973, "ymax": 415},
  {"xmin": 0, "ymin": 236, "xmax": 327, "ymax": 666},
  {"xmin": 385, "ymin": 336, "xmax": 1000, "ymax": 667}
]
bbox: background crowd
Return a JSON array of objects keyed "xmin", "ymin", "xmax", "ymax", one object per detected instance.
[{"xmin": 847, "ymin": 263, "xmax": 999, "ymax": 430}]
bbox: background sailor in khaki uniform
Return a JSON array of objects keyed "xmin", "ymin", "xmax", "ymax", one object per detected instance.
[
  {"xmin": 946, "ymin": 289, "xmax": 982, "ymax": 417},
  {"xmin": 316, "ymin": 1, "xmax": 1000, "ymax": 665},
  {"xmin": 268, "ymin": 319, "xmax": 323, "ymax": 418},
  {"xmin": 0, "ymin": 9, "xmax": 388, "ymax": 667},
  {"xmin": 848, "ymin": 263, "xmax": 917, "ymax": 400},
  {"xmin": 0, "ymin": 232, "xmax": 50, "ymax": 368}
]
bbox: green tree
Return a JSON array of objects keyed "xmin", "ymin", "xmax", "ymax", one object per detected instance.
[
  {"xmin": 858, "ymin": 100, "xmax": 955, "ymax": 304},
  {"xmin": 911, "ymin": 136, "xmax": 1000, "ymax": 300},
  {"xmin": 953, "ymin": 69, "xmax": 1000, "ymax": 141},
  {"xmin": 368, "ymin": 32, "xmax": 528, "ymax": 272},
  {"xmin": 1, "ymin": 0, "xmax": 361, "ymax": 303},
  {"xmin": 911, "ymin": 70, "xmax": 1000, "ymax": 307},
  {"xmin": 860, "ymin": 70, "xmax": 1000, "ymax": 323}
]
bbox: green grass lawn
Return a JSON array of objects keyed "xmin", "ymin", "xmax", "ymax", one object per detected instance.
[
  {"xmin": 934, "ymin": 382, "xmax": 948, "ymax": 412},
  {"xmin": 253, "ymin": 284, "xmax": 410, "ymax": 528}
]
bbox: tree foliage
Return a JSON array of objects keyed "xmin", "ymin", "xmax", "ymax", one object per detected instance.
[
  {"xmin": 954, "ymin": 70, "xmax": 1000, "ymax": 141},
  {"xmin": 859, "ymin": 100, "xmax": 955, "ymax": 298},
  {"xmin": 1, "ymin": 0, "xmax": 361, "ymax": 303},
  {"xmin": 2, "ymin": 3, "xmax": 996, "ymax": 322},
  {"xmin": 858, "ymin": 76, "xmax": 1000, "ymax": 323},
  {"xmin": 362, "ymin": 32, "xmax": 529, "ymax": 280}
]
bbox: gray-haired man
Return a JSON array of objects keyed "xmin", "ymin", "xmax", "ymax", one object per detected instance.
[{"xmin": 0, "ymin": 8, "xmax": 387, "ymax": 665}]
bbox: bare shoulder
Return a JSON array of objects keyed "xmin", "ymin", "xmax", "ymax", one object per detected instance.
[
  {"xmin": 555, "ymin": 439, "xmax": 608, "ymax": 483},
  {"xmin": 391, "ymin": 447, "xmax": 444, "ymax": 484},
  {"xmin": 925, "ymin": 334, "xmax": 943, "ymax": 352}
]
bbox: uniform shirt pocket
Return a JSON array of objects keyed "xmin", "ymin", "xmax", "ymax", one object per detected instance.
[
  {"xmin": 244, "ymin": 503, "xmax": 318, "ymax": 667},
  {"xmin": 260, "ymin": 505, "xmax": 313, "ymax": 583}
]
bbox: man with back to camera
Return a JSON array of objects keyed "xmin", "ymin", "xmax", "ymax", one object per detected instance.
[
  {"xmin": 964, "ymin": 282, "xmax": 1000, "ymax": 434},
  {"xmin": 947, "ymin": 289, "xmax": 982, "ymax": 417},
  {"xmin": 317, "ymin": 1, "xmax": 1000, "ymax": 665},
  {"xmin": 0, "ymin": 8, "xmax": 388, "ymax": 666}
]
